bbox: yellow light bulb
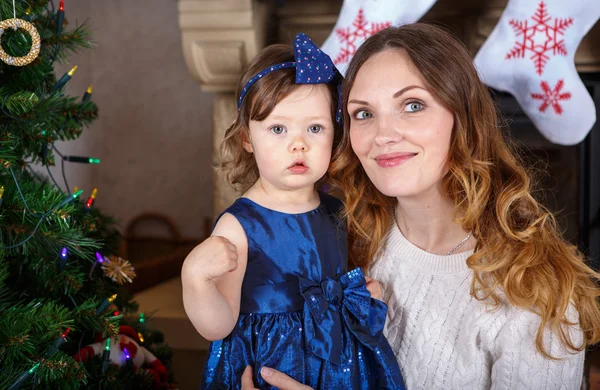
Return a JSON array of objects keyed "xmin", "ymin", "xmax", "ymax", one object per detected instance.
[{"xmin": 68, "ymin": 65, "xmax": 78, "ymax": 76}]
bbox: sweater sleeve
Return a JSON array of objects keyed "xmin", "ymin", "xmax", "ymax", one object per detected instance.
[{"xmin": 490, "ymin": 305, "xmax": 585, "ymax": 390}]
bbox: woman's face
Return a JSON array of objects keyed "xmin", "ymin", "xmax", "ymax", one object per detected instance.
[{"xmin": 347, "ymin": 49, "xmax": 454, "ymax": 199}]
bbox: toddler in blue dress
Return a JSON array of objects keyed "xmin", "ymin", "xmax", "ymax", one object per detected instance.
[{"xmin": 182, "ymin": 33, "xmax": 405, "ymax": 390}]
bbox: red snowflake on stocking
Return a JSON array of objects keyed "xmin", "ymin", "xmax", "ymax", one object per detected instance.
[
  {"xmin": 505, "ymin": 1, "xmax": 573, "ymax": 75},
  {"xmin": 530, "ymin": 79, "xmax": 571, "ymax": 114},
  {"xmin": 333, "ymin": 9, "xmax": 391, "ymax": 65}
]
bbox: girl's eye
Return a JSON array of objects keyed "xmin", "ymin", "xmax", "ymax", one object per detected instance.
[
  {"xmin": 354, "ymin": 109, "xmax": 373, "ymax": 120},
  {"xmin": 405, "ymin": 101, "xmax": 424, "ymax": 113},
  {"xmin": 270, "ymin": 125, "xmax": 286, "ymax": 135},
  {"xmin": 308, "ymin": 125, "xmax": 323, "ymax": 134}
]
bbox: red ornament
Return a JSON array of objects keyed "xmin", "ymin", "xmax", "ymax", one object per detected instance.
[
  {"xmin": 505, "ymin": 1, "xmax": 573, "ymax": 75},
  {"xmin": 332, "ymin": 9, "xmax": 391, "ymax": 65},
  {"xmin": 530, "ymin": 79, "xmax": 572, "ymax": 114},
  {"xmin": 74, "ymin": 325, "xmax": 170, "ymax": 388}
]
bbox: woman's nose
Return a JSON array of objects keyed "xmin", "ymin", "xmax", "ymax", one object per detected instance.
[{"xmin": 374, "ymin": 116, "xmax": 403, "ymax": 146}]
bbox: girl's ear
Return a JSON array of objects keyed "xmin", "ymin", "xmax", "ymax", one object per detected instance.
[{"xmin": 242, "ymin": 131, "xmax": 253, "ymax": 153}]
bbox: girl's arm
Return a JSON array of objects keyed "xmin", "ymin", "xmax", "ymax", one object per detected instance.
[{"xmin": 181, "ymin": 213, "xmax": 248, "ymax": 340}]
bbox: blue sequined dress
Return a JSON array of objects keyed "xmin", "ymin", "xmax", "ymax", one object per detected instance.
[{"xmin": 200, "ymin": 192, "xmax": 405, "ymax": 389}]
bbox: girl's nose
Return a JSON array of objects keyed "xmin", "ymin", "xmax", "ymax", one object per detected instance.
[{"xmin": 290, "ymin": 136, "xmax": 308, "ymax": 152}]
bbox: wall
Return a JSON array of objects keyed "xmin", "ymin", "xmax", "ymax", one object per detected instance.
[{"xmin": 45, "ymin": 0, "xmax": 213, "ymax": 239}]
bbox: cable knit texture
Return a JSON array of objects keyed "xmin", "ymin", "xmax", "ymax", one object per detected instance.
[{"xmin": 369, "ymin": 225, "xmax": 585, "ymax": 390}]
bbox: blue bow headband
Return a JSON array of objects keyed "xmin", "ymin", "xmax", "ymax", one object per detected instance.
[{"xmin": 237, "ymin": 33, "xmax": 343, "ymax": 123}]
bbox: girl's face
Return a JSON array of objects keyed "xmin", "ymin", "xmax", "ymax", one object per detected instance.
[
  {"xmin": 347, "ymin": 49, "xmax": 454, "ymax": 199},
  {"xmin": 245, "ymin": 84, "xmax": 335, "ymax": 193}
]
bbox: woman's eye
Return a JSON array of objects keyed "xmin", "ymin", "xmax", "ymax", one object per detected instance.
[
  {"xmin": 354, "ymin": 109, "xmax": 373, "ymax": 120},
  {"xmin": 308, "ymin": 125, "xmax": 323, "ymax": 134},
  {"xmin": 405, "ymin": 102, "xmax": 424, "ymax": 113},
  {"xmin": 270, "ymin": 125, "xmax": 286, "ymax": 135}
]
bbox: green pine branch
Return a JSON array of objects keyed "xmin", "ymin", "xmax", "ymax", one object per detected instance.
[{"xmin": 0, "ymin": 2, "xmax": 175, "ymax": 388}]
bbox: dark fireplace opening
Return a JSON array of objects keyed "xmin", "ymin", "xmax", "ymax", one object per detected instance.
[{"xmin": 492, "ymin": 72, "xmax": 600, "ymax": 270}]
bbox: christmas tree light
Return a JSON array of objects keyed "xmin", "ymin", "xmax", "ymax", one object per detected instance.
[
  {"xmin": 45, "ymin": 328, "xmax": 71, "ymax": 357},
  {"xmin": 54, "ymin": 189, "xmax": 83, "ymax": 210},
  {"xmin": 57, "ymin": 0, "xmax": 65, "ymax": 36},
  {"xmin": 95, "ymin": 252, "xmax": 105, "ymax": 263},
  {"xmin": 124, "ymin": 347, "xmax": 134, "ymax": 370},
  {"xmin": 40, "ymin": 130, "xmax": 49, "ymax": 162},
  {"xmin": 63, "ymin": 156, "xmax": 100, "ymax": 164},
  {"xmin": 0, "ymin": 185, "xmax": 4, "ymax": 208},
  {"xmin": 59, "ymin": 247, "xmax": 69, "ymax": 270},
  {"xmin": 7, "ymin": 362, "xmax": 41, "ymax": 390},
  {"xmin": 101, "ymin": 337, "xmax": 111, "ymax": 373},
  {"xmin": 96, "ymin": 293, "xmax": 117, "ymax": 314},
  {"xmin": 85, "ymin": 188, "xmax": 97, "ymax": 209},
  {"xmin": 82, "ymin": 85, "xmax": 93, "ymax": 103},
  {"xmin": 89, "ymin": 251, "xmax": 105, "ymax": 277},
  {"xmin": 138, "ymin": 332, "xmax": 145, "ymax": 344},
  {"xmin": 54, "ymin": 65, "xmax": 77, "ymax": 90}
]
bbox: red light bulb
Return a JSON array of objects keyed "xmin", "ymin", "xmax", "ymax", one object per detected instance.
[{"xmin": 61, "ymin": 327, "xmax": 71, "ymax": 339}]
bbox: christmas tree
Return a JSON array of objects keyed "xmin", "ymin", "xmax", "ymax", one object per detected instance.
[{"xmin": 0, "ymin": 1, "xmax": 174, "ymax": 388}]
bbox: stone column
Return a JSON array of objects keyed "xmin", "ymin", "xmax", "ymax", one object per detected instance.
[{"xmin": 177, "ymin": 0, "xmax": 269, "ymax": 218}]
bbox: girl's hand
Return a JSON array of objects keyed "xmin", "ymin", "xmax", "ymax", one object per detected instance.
[
  {"xmin": 241, "ymin": 366, "xmax": 313, "ymax": 390},
  {"xmin": 365, "ymin": 277, "xmax": 383, "ymax": 301},
  {"xmin": 184, "ymin": 236, "xmax": 239, "ymax": 283}
]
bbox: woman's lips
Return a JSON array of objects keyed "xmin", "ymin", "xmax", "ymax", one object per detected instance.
[{"xmin": 374, "ymin": 152, "xmax": 417, "ymax": 168}]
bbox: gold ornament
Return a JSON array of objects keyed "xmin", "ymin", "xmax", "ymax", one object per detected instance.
[
  {"xmin": 102, "ymin": 256, "xmax": 136, "ymax": 285},
  {"xmin": 0, "ymin": 18, "xmax": 41, "ymax": 66}
]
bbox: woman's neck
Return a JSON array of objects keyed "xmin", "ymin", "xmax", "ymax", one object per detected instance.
[{"xmin": 396, "ymin": 186, "xmax": 474, "ymax": 255}]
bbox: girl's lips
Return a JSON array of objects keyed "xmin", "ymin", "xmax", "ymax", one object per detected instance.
[
  {"xmin": 288, "ymin": 165, "xmax": 308, "ymax": 174},
  {"xmin": 375, "ymin": 153, "xmax": 417, "ymax": 168}
]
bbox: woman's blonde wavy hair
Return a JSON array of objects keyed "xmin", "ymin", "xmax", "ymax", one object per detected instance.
[
  {"xmin": 220, "ymin": 44, "xmax": 341, "ymax": 193},
  {"xmin": 329, "ymin": 23, "xmax": 600, "ymax": 358}
]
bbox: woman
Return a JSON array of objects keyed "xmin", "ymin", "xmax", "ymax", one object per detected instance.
[{"xmin": 242, "ymin": 23, "xmax": 600, "ymax": 389}]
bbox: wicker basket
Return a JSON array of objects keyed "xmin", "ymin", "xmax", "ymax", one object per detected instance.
[{"xmin": 122, "ymin": 213, "xmax": 209, "ymax": 293}]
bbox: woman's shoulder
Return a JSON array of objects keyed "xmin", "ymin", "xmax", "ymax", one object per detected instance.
[{"xmin": 472, "ymin": 291, "xmax": 583, "ymax": 353}]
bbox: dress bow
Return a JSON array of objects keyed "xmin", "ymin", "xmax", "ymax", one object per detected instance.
[{"xmin": 298, "ymin": 268, "xmax": 387, "ymax": 365}]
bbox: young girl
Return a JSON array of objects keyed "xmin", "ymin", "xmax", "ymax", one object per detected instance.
[{"xmin": 181, "ymin": 33, "xmax": 404, "ymax": 389}]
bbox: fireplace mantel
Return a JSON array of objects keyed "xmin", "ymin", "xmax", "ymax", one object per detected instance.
[{"xmin": 177, "ymin": 0, "xmax": 600, "ymax": 217}]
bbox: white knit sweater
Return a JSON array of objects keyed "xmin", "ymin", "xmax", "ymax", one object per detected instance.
[{"xmin": 369, "ymin": 225, "xmax": 585, "ymax": 390}]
